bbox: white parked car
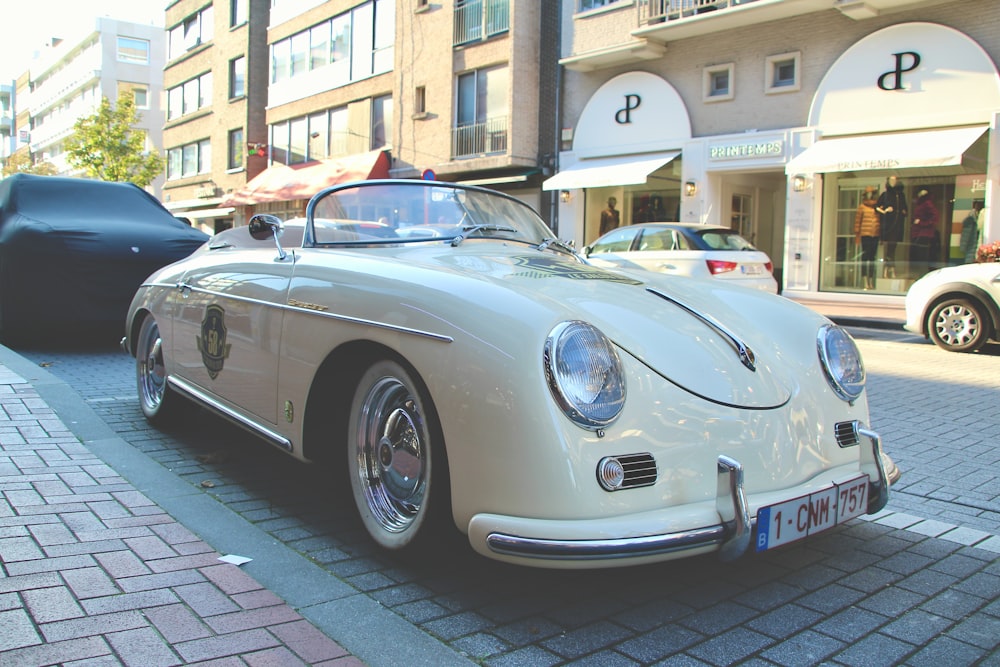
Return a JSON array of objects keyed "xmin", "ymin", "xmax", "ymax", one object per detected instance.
[
  {"xmin": 583, "ymin": 222, "xmax": 779, "ymax": 293},
  {"xmin": 123, "ymin": 180, "xmax": 895, "ymax": 569},
  {"xmin": 904, "ymin": 262, "xmax": 1000, "ymax": 352}
]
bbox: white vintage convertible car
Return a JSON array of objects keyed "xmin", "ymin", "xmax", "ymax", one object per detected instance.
[{"xmin": 123, "ymin": 180, "xmax": 897, "ymax": 569}]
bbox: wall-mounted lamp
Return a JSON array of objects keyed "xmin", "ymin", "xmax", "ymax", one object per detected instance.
[
  {"xmin": 684, "ymin": 180, "xmax": 697, "ymax": 198},
  {"xmin": 560, "ymin": 190, "xmax": 572, "ymax": 204},
  {"xmin": 792, "ymin": 174, "xmax": 808, "ymax": 192}
]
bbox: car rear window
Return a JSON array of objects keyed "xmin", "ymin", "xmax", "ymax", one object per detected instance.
[{"xmin": 695, "ymin": 230, "xmax": 757, "ymax": 251}]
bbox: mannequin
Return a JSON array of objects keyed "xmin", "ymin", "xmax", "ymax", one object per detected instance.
[
  {"xmin": 876, "ymin": 175, "xmax": 907, "ymax": 278},
  {"xmin": 854, "ymin": 187, "xmax": 881, "ymax": 290},
  {"xmin": 910, "ymin": 189, "xmax": 939, "ymax": 274}
]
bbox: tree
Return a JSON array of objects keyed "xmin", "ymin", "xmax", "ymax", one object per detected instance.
[
  {"xmin": 1, "ymin": 151, "xmax": 58, "ymax": 178},
  {"xmin": 65, "ymin": 92, "xmax": 164, "ymax": 188}
]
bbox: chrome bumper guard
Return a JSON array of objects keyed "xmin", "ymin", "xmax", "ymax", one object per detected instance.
[{"xmin": 486, "ymin": 429, "xmax": 889, "ymax": 562}]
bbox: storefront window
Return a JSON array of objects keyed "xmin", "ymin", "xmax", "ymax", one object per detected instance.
[
  {"xmin": 819, "ymin": 172, "xmax": 987, "ymax": 295},
  {"xmin": 582, "ymin": 159, "xmax": 683, "ymax": 244}
]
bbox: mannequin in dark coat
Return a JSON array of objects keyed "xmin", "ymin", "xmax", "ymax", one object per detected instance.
[{"xmin": 876, "ymin": 175, "xmax": 907, "ymax": 278}]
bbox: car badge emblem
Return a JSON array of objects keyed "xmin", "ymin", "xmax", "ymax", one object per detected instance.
[{"xmin": 197, "ymin": 304, "xmax": 231, "ymax": 379}]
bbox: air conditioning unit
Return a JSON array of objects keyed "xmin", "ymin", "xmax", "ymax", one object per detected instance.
[{"xmin": 195, "ymin": 186, "xmax": 216, "ymax": 198}]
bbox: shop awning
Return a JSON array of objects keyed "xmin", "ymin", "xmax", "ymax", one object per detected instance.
[
  {"xmin": 542, "ymin": 151, "xmax": 680, "ymax": 191},
  {"xmin": 176, "ymin": 207, "xmax": 235, "ymax": 220},
  {"xmin": 785, "ymin": 126, "xmax": 987, "ymax": 174},
  {"xmin": 223, "ymin": 150, "xmax": 390, "ymax": 206}
]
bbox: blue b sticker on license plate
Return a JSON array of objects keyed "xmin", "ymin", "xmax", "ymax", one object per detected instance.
[{"xmin": 755, "ymin": 474, "xmax": 869, "ymax": 551}]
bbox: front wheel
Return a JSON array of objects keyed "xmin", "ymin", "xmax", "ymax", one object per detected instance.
[
  {"xmin": 135, "ymin": 314, "xmax": 180, "ymax": 422},
  {"xmin": 927, "ymin": 297, "xmax": 990, "ymax": 353},
  {"xmin": 347, "ymin": 359, "xmax": 449, "ymax": 551}
]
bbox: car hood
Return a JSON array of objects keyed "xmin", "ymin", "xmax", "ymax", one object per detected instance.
[{"xmin": 400, "ymin": 246, "xmax": 801, "ymax": 409}]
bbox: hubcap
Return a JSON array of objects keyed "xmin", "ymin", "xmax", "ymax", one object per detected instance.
[
  {"xmin": 935, "ymin": 304, "xmax": 978, "ymax": 347},
  {"xmin": 357, "ymin": 378, "xmax": 427, "ymax": 533},
  {"xmin": 139, "ymin": 325, "xmax": 166, "ymax": 410}
]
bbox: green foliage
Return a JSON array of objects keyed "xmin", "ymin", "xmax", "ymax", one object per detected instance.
[
  {"xmin": 1, "ymin": 151, "xmax": 58, "ymax": 177},
  {"xmin": 65, "ymin": 92, "xmax": 164, "ymax": 188}
]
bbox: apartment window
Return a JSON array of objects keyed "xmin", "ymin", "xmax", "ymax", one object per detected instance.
[
  {"xmin": 230, "ymin": 0, "xmax": 247, "ymax": 27},
  {"xmin": 371, "ymin": 94, "xmax": 392, "ymax": 149},
  {"xmin": 133, "ymin": 87, "xmax": 149, "ymax": 108},
  {"xmin": 269, "ymin": 0, "xmax": 393, "ymax": 87},
  {"xmin": 167, "ymin": 72, "xmax": 212, "ymax": 119},
  {"xmin": 167, "ymin": 139, "xmax": 212, "ymax": 179},
  {"xmin": 414, "ymin": 85, "xmax": 426, "ymax": 116},
  {"xmin": 330, "ymin": 107, "xmax": 349, "ymax": 156},
  {"xmin": 229, "ymin": 56, "xmax": 246, "ymax": 99},
  {"xmin": 703, "ymin": 63, "xmax": 734, "ymax": 102},
  {"xmin": 455, "ymin": 65, "xmax": 508, "ymax": 156},
  {"xmin": 117, "ymin": 37, "xmax": 149, "ymax": 64},
  {"xmin": 765, "ymin": 52, "xmax": 801, "ymax": 93},
  {"xmin": 454, "ymin": 0, "xmax": 510, "ymax": 46},
  {"xmin": 308, "ymin": 112, "xmax": 329, "ymax": 159},
  {"xmin": 580, "ymin": 0, "xmax": 619, "ymax": 10},
  {"xmin": 228, "ymin": 128, "xmax": 244, "ymax": 170},
  {"xmin": 168, "ymin": 5, "xmax": 214, "ymax": 60}
]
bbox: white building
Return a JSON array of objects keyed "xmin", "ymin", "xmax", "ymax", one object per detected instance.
[
  {"xmin": 22, "ymin": 18, "xmax": 166, "ymax": 194},
  {"xmin": 547, "ymin": 0, "xmax": 1000, "ymax": 309}
]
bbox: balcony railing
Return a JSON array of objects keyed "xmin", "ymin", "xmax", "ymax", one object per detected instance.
[
  {"xmin": 453, "ymin": 0, "xmax": 511, "ymax": 46},
  {"xmin": 638, "ymin": 0, "xmax": 757, "ymax": 24},
  {"xmin": 452, "ymin": 116, "xmax": 508, "ymax": 158}
]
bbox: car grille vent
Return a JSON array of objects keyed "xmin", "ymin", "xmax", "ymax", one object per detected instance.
[
  {"xmin": 835, "ymin": 421, "xmax": 860, "ymax": 448},
  {"xmin": 619, "ymin": 453, "xmax": 658, "ymax": 488}
]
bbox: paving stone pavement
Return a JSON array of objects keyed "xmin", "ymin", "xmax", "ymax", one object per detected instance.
[
  {"xmin": 1, "ymin": 325, "xmax": 999, "ymax": 667},
  {"xmin": 0, "ymin": 363, "xmax": 364, "ymax": 667}
]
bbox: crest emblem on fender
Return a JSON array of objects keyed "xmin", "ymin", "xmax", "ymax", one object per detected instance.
[{"xmin": 197, "ymin": 304, "xmax": 231, "ymax": 379}]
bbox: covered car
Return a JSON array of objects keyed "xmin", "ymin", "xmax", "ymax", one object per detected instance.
[
  {"xmin": 123, "ymin": 180, "xmax": 896, "ymax": 569},
  {"xmin": 0, "ymin": 173, "xmax": 208, "ymax": 342}
]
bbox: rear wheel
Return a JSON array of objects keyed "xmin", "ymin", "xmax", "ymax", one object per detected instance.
[
  {"xmin": 927, "ymin": 297, "xmax": 990, "ymax": 353},
  {"xmin": 135, "ymin": 314, "xmax": 179, "ymax": 422},
  {"xmin": 347, "ymin": 359, "xmax": 449, "ymax": 551}
]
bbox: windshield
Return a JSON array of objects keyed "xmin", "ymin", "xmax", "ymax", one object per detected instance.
[{"xmin": 305, "ymin": 181, "xmax": 554, "ymax": 246}]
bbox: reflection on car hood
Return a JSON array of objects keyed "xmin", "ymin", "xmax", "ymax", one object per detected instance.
[{"xmin": 422, "ymin": 248, "xmax": 796, "ymax": 409}]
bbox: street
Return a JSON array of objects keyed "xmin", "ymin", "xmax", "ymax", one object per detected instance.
[{"xmin": 7, "ymin": 326, "xmax": 1000, "ymax": 666}]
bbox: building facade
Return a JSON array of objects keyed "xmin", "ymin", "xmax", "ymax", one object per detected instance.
[
  {"xmin": 21, "ymin": 19, "xmax": 166, "ymax": 193},
  {"xmin": 177, "ymin": 0, "xmax": 561, "ymax": 228},
  {"xmin": 0, "ymin": 82, "xmax": 14, "ymax": 162},
  {"xmin": 161, "ymin": 0, "xmax": 270, "ymax": 230},
  {"xmin": 547, "ymin": 0, "xmax": 1000, "ymax": 308}
]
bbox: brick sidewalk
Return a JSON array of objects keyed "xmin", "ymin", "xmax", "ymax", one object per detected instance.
[{"xmin": 0, "ymin": 365, "xmax": 364, "ymax": 666}]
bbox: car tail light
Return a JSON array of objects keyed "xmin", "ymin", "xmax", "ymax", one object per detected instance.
[
  {"xmin": 706, "ymin": 259, "xmax": 738, "ymax": 275},
  {"xmin": 765, "ymin": 261, "xmax": 774, "ymax": 274}
]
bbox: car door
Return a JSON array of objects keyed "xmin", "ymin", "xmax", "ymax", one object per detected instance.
[{"xmin": 169, "ymin": 248, "xmax": 292, "ymax": 426}]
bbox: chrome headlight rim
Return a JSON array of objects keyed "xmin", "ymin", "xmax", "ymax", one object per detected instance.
[
  {"xmin": 543, "ymin": 320, "xmax": 626, "ymax": 430},
  {"xmin": 817, "ymin": 323, "xmax": 866, "ymax": 403}
]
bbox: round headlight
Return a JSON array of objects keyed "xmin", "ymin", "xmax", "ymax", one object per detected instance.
[
  {"xmin": 544, "ymin": 321, "xmax": 625, "ymax": 430},
  {"xmin": 817, "ymin": 324, "xmax": 865, "ymax": 402}
]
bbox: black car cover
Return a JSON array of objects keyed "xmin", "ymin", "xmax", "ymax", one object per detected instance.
[{"xmin": 0, "ymin": 173, "xmax": 209, "ymax": 340}]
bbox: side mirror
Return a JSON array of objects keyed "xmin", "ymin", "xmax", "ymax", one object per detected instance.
[{"xmin": 248, "ymin": 214, "xmax": 288, "ymax": 260}]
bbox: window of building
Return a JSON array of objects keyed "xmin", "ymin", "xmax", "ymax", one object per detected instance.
[
  {"xmin": 414, "ymin": 85, "xmax": 426, "ymax": 116},
  {"xmin": 229, "ymin": 56, "xmax": 246, "ymax": 99},
  {"xmin": 371, "ymin": 94, "xmax": 392, "ymax": 149},
  {"xmin": 167, "ymin": 72, "xmax": 212, "ymax": 119},
  {"xmin": 228, "ymin": 128, "xmax": 244, "ymax": 170},
  {"xmin": 133, "ymin": 87, "xmax": 148, "ymax": 108},
  {"xmin": 230, "ymin": 0, "xmax": 247, "ymax": 27},
  {"xmin": 117, "ymin": 37, "xmax": 150, "ymax": 64},
  {"xmin": 269, "ymin": 0, "xmax": 393, "ymax": 88},
  {"xmin": 703, "ymin": 63, "xmax": 734, "ymax": 102},
  {"xmin": 454, "ymin": 0, "xmax": 509, "ymax": 46},
  {"xmin": 580, "ymin": 0, "xmax": 618, "ymax": 10},
  {"xmin": 765, "ymin": 52, "xmax": 800, "ymax": 93},
  {"xmin": 308, "ymin": 112, "xmax": 329, "ymax": 159},
  {"xmin": 168, "ymin": 5, "xmax": 214, "ymax": 60},
  {"xmin": 167, "ymin": 139, "xmax": 212, "ymax": 180},
  {"xmin": 454, "ymin": 64, "xmax": 508, "ymax": 156}
]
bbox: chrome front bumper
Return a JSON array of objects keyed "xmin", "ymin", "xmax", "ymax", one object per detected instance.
[{"xmin": 484, "ymin": 427, "xmax": 890, "ymax": 564}]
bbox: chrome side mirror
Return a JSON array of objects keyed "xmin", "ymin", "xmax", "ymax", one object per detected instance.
[{"xmin": 248, "ymin": 214, "xmax": 288, "ymax": 261}]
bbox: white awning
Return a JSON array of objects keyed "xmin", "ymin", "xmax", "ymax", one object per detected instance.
[
  {"xmin": 785, "ymin": 126, "xmax": 987, "ymax": 174},
  {"xmin": 176, "ymin": 207, "xmax": 235, "ymax": 220},
  {"xmin": 542, "ymin": 151, "xmax": 680, "ymax": 191}
]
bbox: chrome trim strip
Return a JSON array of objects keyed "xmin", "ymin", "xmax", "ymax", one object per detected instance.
[
  {"xmin": 646, "ymin": 287, "xmax": 756, "ymax": 371},
  {"xmin": 858, "ymin": 425, "xmax": 890, "ymax": 514},
  {"xmin": 486, "ymin": 525, "xmax": 725, "ymax": 561},
  {"xmin": 167, "ymin": 376, "xmax": 293, "ymax": 452},
  {"xmin": 174, "ymin": 282, "xmax": 454, "ymax": 343},
  {"xmin": 716, "ymin": 455, "xmax": 751, "ymax": 561}
]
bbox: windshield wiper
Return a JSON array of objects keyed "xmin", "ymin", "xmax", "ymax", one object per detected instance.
[
  {"xmin": 536, "ymin": 237, "xmax": 579, "ymax": 257},
  {"xmin": 450, "ymin": 224, "xmax": 518, "ymax": 246}
]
